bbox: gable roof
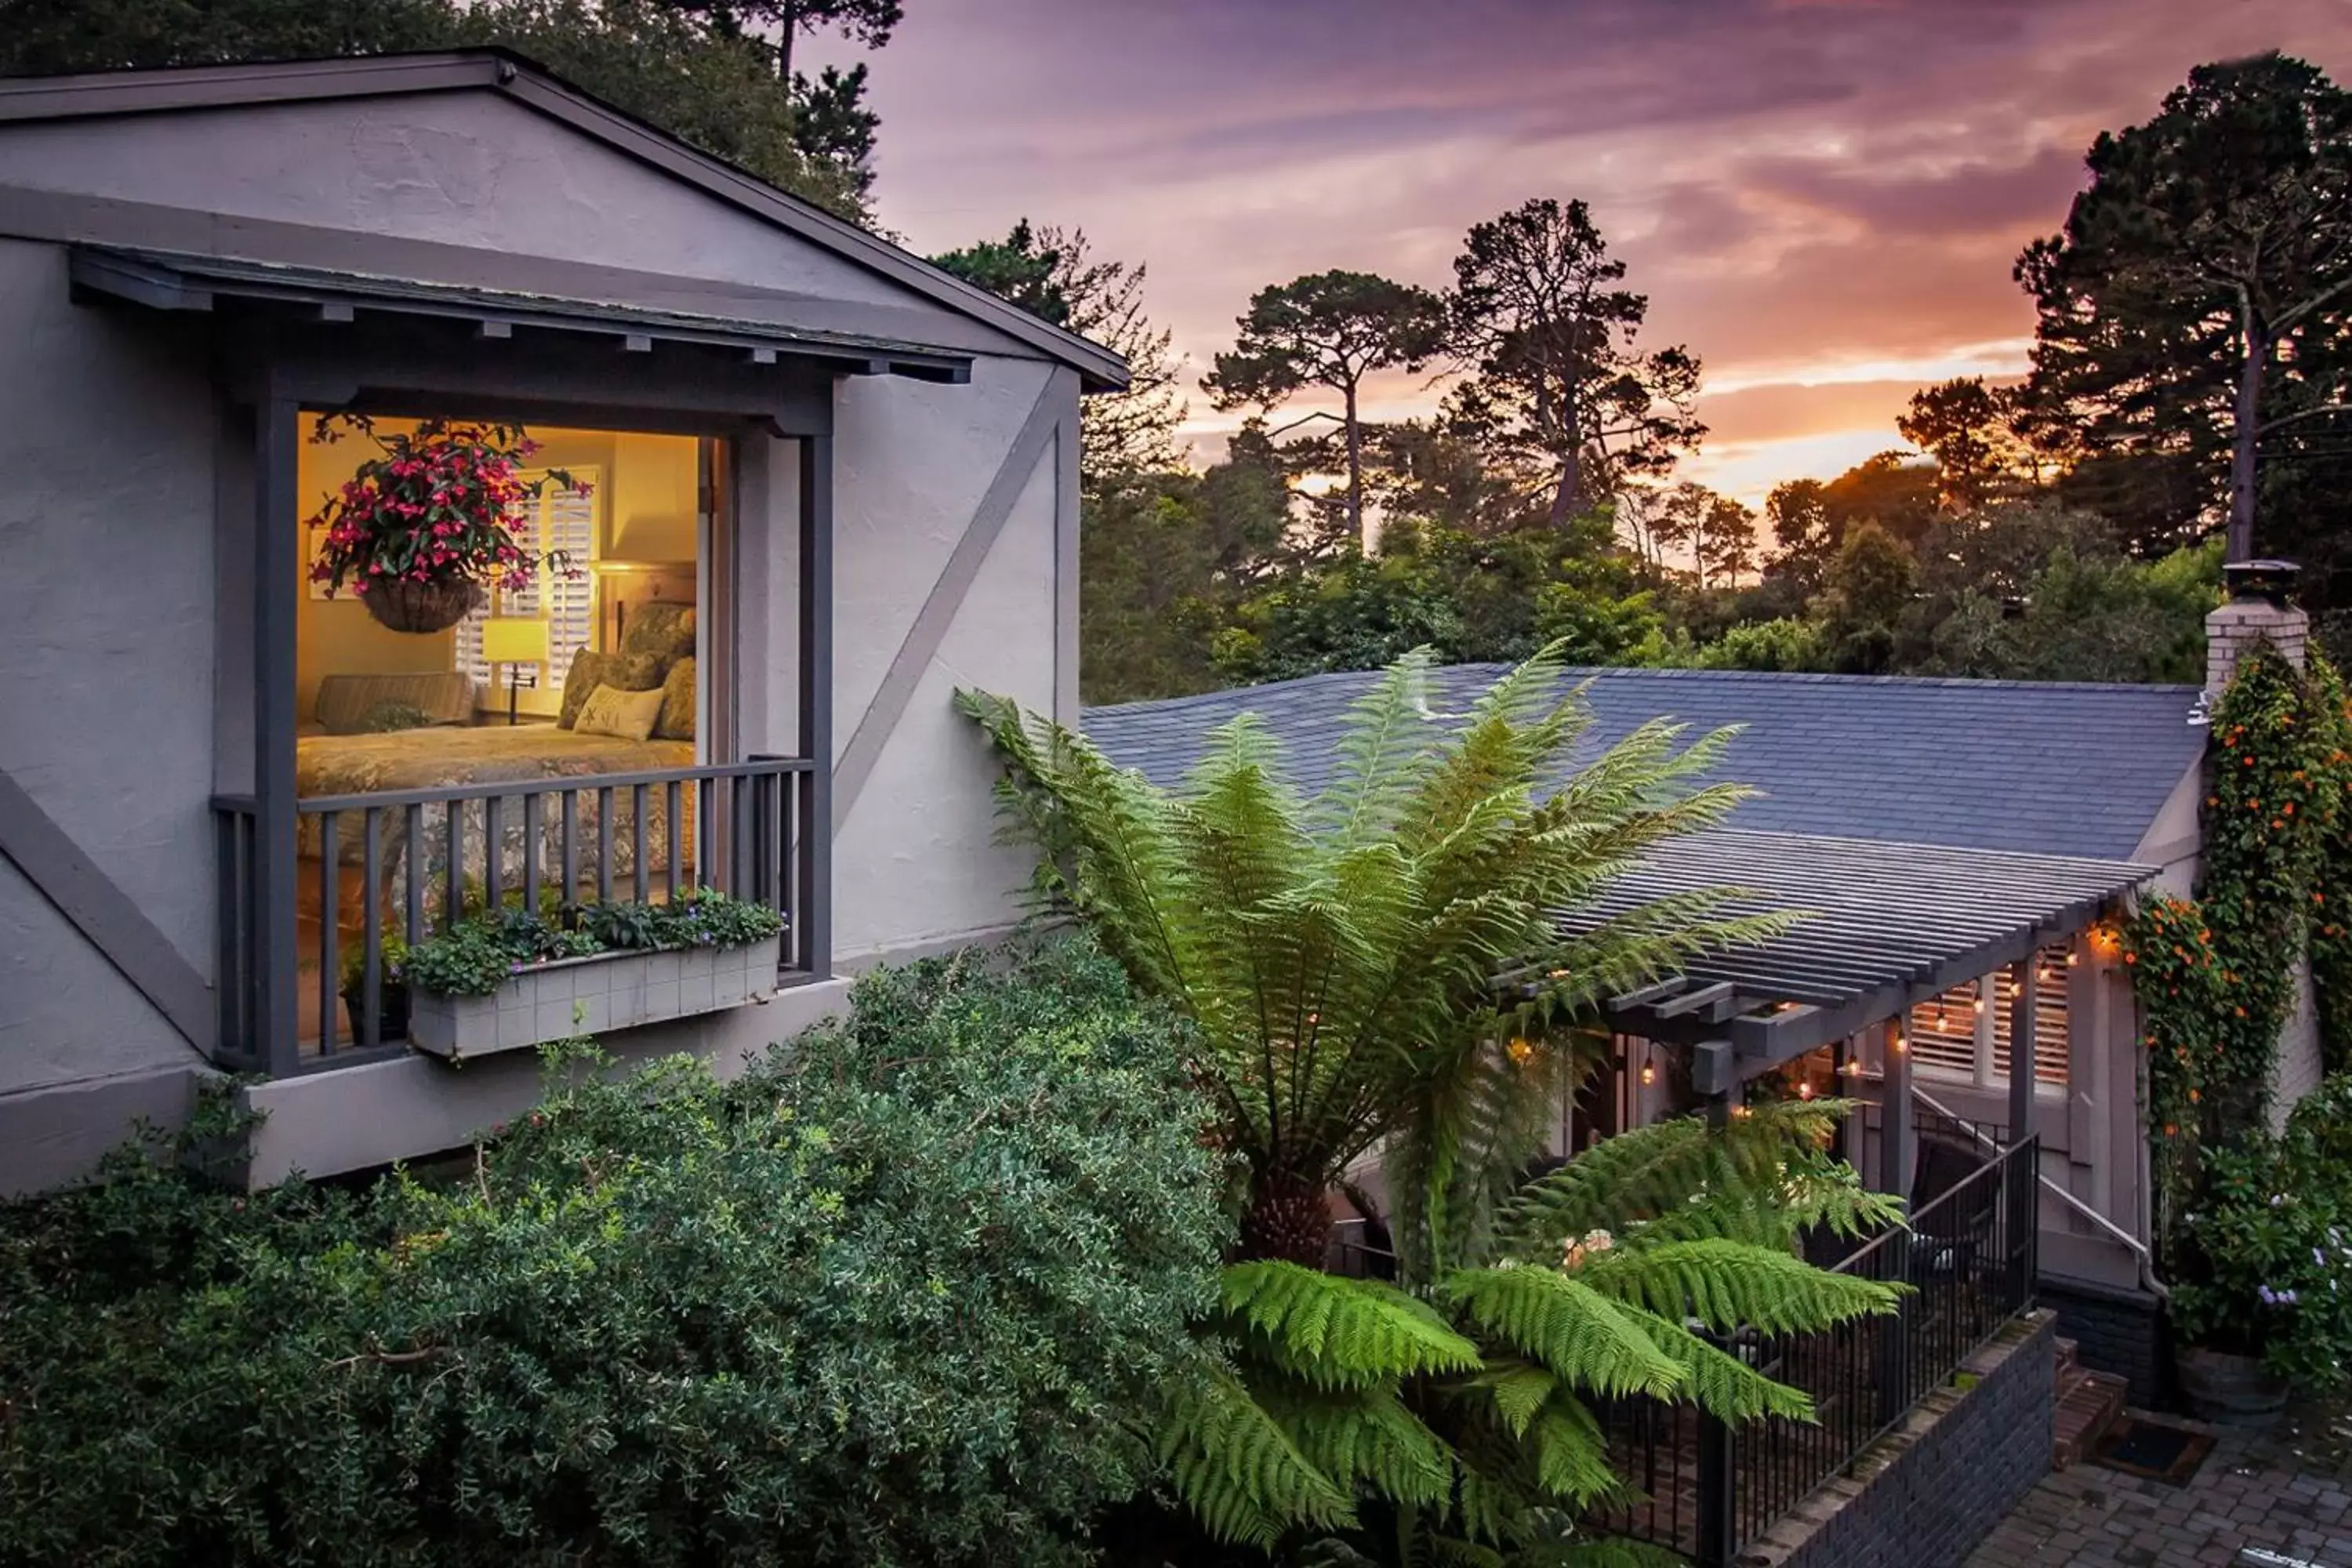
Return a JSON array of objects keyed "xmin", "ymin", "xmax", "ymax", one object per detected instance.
[
  {"xmin": 0, "ymin": 49, "xmax": 1129, "ymax": 390},
  {"xmin": 1083, "ymin": 664, "xmax": 2206, "ymax": 862}
]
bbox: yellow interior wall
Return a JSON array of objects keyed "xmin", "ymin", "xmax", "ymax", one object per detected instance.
[
  {"xmin": 295, "ymin": 419, "xmax": 696, "ymax": 722},
  {"xmin": 607, "ymin": 432, "xmax": 698, "ymax": 561}
]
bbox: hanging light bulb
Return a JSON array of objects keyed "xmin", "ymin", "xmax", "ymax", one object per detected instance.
[{"xmin": 1639, "ymin": 1061, "xmax": 1657, "ymax": 1087}]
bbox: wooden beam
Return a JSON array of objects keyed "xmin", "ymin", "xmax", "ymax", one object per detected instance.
[
  {"xmin": 0, "ymin": 768, "xmax": 212, "ymax": 1053},
  {"xmin": 2007, "ymin": 956, "xmax": 2038, "ymax": 1146}
]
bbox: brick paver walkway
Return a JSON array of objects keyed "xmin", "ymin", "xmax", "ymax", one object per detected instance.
[{"xmin": 1966, "ymin": 1417, "xmax": 2352, "ymax": 1568}]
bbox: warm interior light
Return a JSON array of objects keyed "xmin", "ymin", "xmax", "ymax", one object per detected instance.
[{"xmin": 1798, "ymin": 1081, "xmax": 1815, "ymax": 1100}]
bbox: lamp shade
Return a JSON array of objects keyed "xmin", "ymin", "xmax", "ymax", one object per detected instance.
[{"xmin": 480, "ymin": 615, "xmax": 550, "ymax": 665}]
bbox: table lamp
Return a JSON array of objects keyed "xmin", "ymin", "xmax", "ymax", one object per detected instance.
[{"xmin": 481, "ymin": 615, "xmax": 550, "ymax": 726}]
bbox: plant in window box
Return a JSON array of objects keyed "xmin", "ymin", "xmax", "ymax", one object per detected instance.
[
  {"xmin": 305, "ymin": 414, "xmax": 593, "ymax": 634},
  {"xmin": 402, "ymin": 891, "xmax": 786, "ymax": 1058}
]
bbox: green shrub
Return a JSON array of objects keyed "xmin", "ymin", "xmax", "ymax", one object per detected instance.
[
  {"xmin": 2170, "ymin": 1073, "xmax": 2352, "ymax": 1391},
  {"xmin": 0, "ymin": 935, "xmax": 1229, "ymax": 1567}
]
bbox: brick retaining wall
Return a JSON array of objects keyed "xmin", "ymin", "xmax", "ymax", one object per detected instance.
[
  {"xmin": 2038, "ymin": 1276, "xmax": 2167, "ymax": 1409},
  {"xmin": 1736, "ymin": 1310, "xmax": 2056, "ymax": 1568}
]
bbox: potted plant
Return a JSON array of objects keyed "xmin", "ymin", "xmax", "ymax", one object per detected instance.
[
  {"xmin": 305, "ymin": 415, "xmax": 592, "ymax": 634},
  {"xmin": 401, "ymin": 892, "xmax": 786, "ymax": 1060},
  {"xmin": 2169, "ymin": 1078, "xmax": 2352, "ymax": 1426},
  {"xmin": 338, "ymin": 930, "xmax": 411, "ymax": 1041}
]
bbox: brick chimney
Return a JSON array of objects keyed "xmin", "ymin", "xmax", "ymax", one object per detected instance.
[{"xmin": 2206, "ymin": 559, "xmax": 2307, "ymax": 695}]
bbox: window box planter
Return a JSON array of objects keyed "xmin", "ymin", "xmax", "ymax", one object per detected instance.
[{"xmin": 408, "ymin": 936, "xmax": 781, "ymax": 1060}]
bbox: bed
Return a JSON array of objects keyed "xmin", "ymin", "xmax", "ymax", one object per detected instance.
[{"xmin": 297, "ymin": 601, "xmax": 702, "ymax": 929}]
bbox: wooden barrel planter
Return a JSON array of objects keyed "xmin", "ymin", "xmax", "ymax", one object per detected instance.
[
  {"xmin": 2176, "ymin": 1346, "xmax": 2288, "ymax": 1428},
  {"xmin": 361, "ymin": 577, "xmax": 483, "ymax": 634}
]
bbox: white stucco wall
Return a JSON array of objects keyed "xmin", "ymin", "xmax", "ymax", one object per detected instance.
[{"xmin": 0, "ymin": 237, "xmax": 218, "ymax": 1094}]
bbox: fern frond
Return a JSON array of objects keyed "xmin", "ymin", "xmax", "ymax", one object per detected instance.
[
  {"xmin": 1496, "ymin": 1102, "xmax": 1858, "ymax": 1259},
  {"xmin": 1223, "ymin": 1261, "xmax": 1485, "ymax": 1392},
  {"xmin": 1275, "ymin": 1383, "xmax": 1457, "ymax": 1510},
  {"xmin": 1632, "ymin": 1312, "xmax": 1816, "ymax": 1425},
  {"xmin": 1528, "ymin": 1395, "xmax": 1623, "ymax": 1505},
  {"xmin": 1443, "ymin": 1266, "xmax": 1685, "ymax": 1400},
  {"xmin": 1317, "ymin": 646, "xmax": 1445, "ymax": 848},
  {"xmin": 1470, "ymin": 1358, "xmax": 1560, "ymax": 1438},
  {"xmin": 1159, "ymin": 1361, "xmax": 1356, "ymax": 1547},
  {"xmin": 1578, "ymin": 1239, "xmax": 1900, "ymax": 1336}
]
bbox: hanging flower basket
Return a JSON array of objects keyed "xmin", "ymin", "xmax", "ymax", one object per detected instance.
[
  {"xmin": 304, "ymin": 415, "xmax": 591, "ymax": 637},
  {"xmin": 359, "ymin": 577, "xmax": 485, "ymax": 634}
]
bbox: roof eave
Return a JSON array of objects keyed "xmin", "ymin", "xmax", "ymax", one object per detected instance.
[{"xmin": 0, "ymin": 49, "xmax": 1132, "ymax": 392}]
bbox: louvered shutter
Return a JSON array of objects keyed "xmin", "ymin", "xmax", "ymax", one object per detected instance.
[
  {"xmin": 1907, "ymin": 978, "xmax": 1981, "ymax": 1079},
  {"xmin": 1990, "ymin": 944, "xmax": 2071, "ymax": 1087},
  {"xmin": 455, "ymin": 468, "xmax": 601, "ymax": 700}
]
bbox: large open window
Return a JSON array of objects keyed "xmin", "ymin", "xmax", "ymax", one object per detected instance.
[{"xmin": 288, "ymin": 416, "xmax": 740, "ymax": 1052}]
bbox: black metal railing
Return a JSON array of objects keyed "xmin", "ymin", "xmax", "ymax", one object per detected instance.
[
  {"xmin": 1592, "ymin": 1136, "xmax": 2039, "ymax": 1564},
  {"xmin": 214, "ymin": 755, "xmax": 818, "ymax": 1073}
]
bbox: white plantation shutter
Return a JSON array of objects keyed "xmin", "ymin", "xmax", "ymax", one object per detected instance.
[
  {"xmin": 1907, "ymin": 942, "xmax": 2072, "ymax": 1091},
  {"xmin": 1991, "ymin": 944, "xmax": 2071, "ymax": 1087},
  {"xmin": 456, "ymin": 468, "xmax": 601, "ymax": 699},
  {"xmin": 1907, "ymin": 978, "xmax": 1981, "ymax": 1078}
]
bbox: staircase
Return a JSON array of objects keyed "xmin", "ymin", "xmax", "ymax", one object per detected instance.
[{"xmin": 2051, "ymin": 1337, "xmax": 2129, "ymax": 1469}]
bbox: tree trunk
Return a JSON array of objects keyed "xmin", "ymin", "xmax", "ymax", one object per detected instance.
[
  {"xmin": 1548, "ymin": 452, "xmax": 1584, "ymax": 531},
  {"xmin": 1240, "ymin": 1178, "xmax": 1334, "ymax": 1269},
  {"xmin": 2228, "ymin": 303, "xmax": 2268, "ymax": 562},
  {"xmin": 1344, "ymin": 381, "xmax": 1365, "ymax": 549},
  {"xmin": 776, "ymin": 12, "xmax": 797, "ymax": 84}
]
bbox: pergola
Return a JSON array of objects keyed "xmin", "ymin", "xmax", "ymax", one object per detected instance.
[{"xmin": 1554, "ymin": 829, "xmax": 2157, "ymax": 1186}]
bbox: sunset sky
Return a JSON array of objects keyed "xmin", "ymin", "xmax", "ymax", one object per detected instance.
[{"xmin": 826, "ymin": 0, "xmax": 2352, "ymax": 503}]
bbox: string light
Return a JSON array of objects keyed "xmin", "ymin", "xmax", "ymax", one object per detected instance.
[
  {"xmin": 1639, "ymin": 1062, "xmax": 1657, "ymax": 1087},
  {"xmin": 1797, "ymin": 1081, "xmax": 1815, "ymax": 1100}
]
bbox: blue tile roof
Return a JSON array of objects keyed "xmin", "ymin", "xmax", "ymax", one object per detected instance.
[{"xmin": 1081, "ymin": 666, "xmax": 2206, "ymax": 862}]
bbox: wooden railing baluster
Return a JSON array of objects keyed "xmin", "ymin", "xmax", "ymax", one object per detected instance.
[
  {"xmin": 318, "ymin": 811, "xmax": 339, "ymax": 1056},
  {"xmin": 523, "ymin": 792, "xmax": 543, "ymax": 915},
  {"xmin": 445, "ymin": 800, "xmax": 464, "ymax": 931},
  {"xmin": 361, "ymin": 807, "xmax": 383, "ymax": 1049},
  {"xmin": 597, "ymin": 786, "xmax": 614, "ymax": 903},
  {"xmin": 561, "ymin": 790, "xmax": 579, "ymax": 910},
  {"xmin": 404, "ymin": 803, "xmax": 424, "ymax": 944},
  {"xmin": 484, "ymin": 795, "xmax": 504, "ymax": 913},
  {"xmin": 632, "ymin": 784, "xmax": 650, "ymax": 904},
  {"xmin": 665, "ymin": 781, "xmax": 681, "ymax": 903}
]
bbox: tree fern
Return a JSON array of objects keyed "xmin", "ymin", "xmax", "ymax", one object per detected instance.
[{"xmin": 963, "ymin": 648, "xmax": 1905, "ymax": 1560}]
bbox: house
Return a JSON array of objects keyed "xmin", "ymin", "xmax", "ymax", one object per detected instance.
[
  {"xmin": 0, "ymin": 51, "xmax": 1118, "ymax": 1192},
  {"xmin": 1084, "ymin": 590, "xmax": 2319, "ymax": 1403}
]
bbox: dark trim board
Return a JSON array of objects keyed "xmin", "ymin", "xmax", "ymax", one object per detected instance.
[
  {"xmin": 0, "ymin": 768, "xmax": 214, "ymax": 1054},
  {"xmin": 72, "ymin": 247, "xmax": 976, "ymax": 386}
]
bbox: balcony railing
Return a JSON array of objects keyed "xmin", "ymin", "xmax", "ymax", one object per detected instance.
[
  {"xmin": 215, "ymin": 755, "xmax": 818, "ymax": 1075},
  {"xmin": 1590, "ymin": 1136, "xmax": 2039, "ymax": 1564}
]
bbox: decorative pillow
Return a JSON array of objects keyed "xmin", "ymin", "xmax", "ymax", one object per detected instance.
[
  {"xmin": 358, "ymin": 700, "xmax": 431, "ymax": 734},
  {"xmin": 558, "ymin": 648, "xmax": 664, "ymax": 728},
  {"xmin": 620, "ymin": 601, "xmax": 697, "ymax": 666},
  {"xmin": 653, "ymin": 657, "xmax": 696, "ymax": 741},
  {"xmin": 573, "ymin": 682, "xmax": 666, "ymax": 742}
]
